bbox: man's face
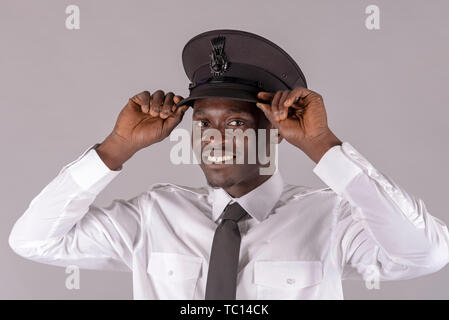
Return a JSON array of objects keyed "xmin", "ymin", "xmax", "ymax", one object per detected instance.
[{"xmin": 192, "ymin": 97, "xmax": 273, "ymax": 190}]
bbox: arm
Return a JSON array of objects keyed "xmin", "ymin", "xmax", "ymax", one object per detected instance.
[
  {"xmin": 9, "ymin": 90, "xmax": 189, "ymax": 270},
  {"xmin": 8, "ymin": 145, "xmax": 141, "ymax": 271},
  {"xmin": 314, "ymin": 142, "xmax": 449, "ymax": 280},
  {"xmin": 256, "ymin": 86, "xmax": 449, "ymax": 280}
]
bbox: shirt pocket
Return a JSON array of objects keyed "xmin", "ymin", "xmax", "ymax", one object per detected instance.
[
  {"xmin": 254, "ymin": 260, "xmax": 323, "ymax": 299},
  {"xmin": 147, "ymin": 252, "xmax": 203, "ymax": 299}
]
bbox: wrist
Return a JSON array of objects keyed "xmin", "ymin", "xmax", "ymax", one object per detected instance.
[
  {"xmin": 96, "ymin": 132, "xmax": 137, "ymax": 170},
  {"xmin": 297, "ymin": 129, "xmax": 342, "ymax": 164}
]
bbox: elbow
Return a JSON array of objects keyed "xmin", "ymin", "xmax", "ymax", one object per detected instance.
[
  {"xmin": 422, "ymin": 243, "xmax": 449, "ymax": 272},
  {"xmin": 8, "ymin": 226, "xmax": 23, "ymax": 257},
  {"xmin": 8, "ymin": 221, "xmax": 39, "ymax": 259},
  {"xmin": 8, "ymin": 224, "xmax": 27, "ymax": 258}
]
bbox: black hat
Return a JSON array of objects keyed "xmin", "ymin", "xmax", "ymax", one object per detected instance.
[{"xmin": 175, "ymin": 29, "xmax": 307, "ymax": 107}]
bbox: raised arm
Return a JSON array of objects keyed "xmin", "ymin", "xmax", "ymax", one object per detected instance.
[
  {"xmin": 256, "ymin": 86, "xmax": 449, "ymax": 281},
  {"xmin": 8, "ymin": 91, "xmax": 189, "ymax": 270},
  {"xmin": 314, "ymin": 142, "xmax": 449, "ymax": 280}
]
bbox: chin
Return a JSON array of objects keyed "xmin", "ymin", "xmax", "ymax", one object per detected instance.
[
  {"xmin": 204, "ymin": 170, "xmax": 239, "ymax": 189},
  {"xmin": 206, "ymin": 179, "xmax": 234, "ymax": 189},
  {"xmin": 200, "ymin": 163, "xmax": 258, "ymax": 189}
]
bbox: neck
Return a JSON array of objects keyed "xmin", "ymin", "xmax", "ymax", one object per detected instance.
[{"xmin": 224, "ymin": 173, "xmax": 272, "ymax": 198}]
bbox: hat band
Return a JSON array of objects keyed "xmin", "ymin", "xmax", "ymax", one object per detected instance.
[{"xmin": 188, "ymin": 76, "xmax": 264, "ymax": 92}]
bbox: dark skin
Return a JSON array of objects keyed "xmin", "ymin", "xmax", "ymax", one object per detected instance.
[
  {"xmin": 96, "ymin": 88, "xmax": 342, "ymax": 198},
  {"xmin": 192, "ymin": 97, "xmax": 275, "ymax": 197}
]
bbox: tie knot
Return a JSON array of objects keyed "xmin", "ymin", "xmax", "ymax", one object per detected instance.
[{"xmin": 222, "ymin": 202, "xmax": 248, "ymax": 222}]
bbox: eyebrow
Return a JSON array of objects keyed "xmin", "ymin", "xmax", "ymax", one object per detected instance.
[{"xmin": 193, "ymin": 108, "xmax": 253, "ymax": 116}]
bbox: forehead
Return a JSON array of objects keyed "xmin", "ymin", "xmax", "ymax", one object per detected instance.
[{"xmin": 193, "ymin": 98, "xmax": 256, "ymax": 116}]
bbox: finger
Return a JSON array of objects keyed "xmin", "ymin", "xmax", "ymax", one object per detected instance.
[
  {"xmin": 150, "ymin": 90, "xmax": 165, "ymax": 117},
  {"xmin": 257, "ymin": 91, "xmax": 275, "ymax": 101},
  {"xmin": 160, "ymin": 92, "xmax": 175, "ymax": 119},
  {"xmin": 163, "ymin": 105, "xmax": 189, "ymax": 130},
  {"xmin": 131, "ymin": 91, "xmax": 151, "ymax": 113},
  {"xmin": 127, "ymin": 97, "xmax": 144, "ymax": 115},
  {"xmin": 174, "ymin": 104, "xmax": 189, "ymax": 117},
  {"xmin": 271, "ymin": 91, "xmax": 282, "ymax": 121},
  {"xmin": 284, "ymin": 87, "xmax": 314, "ymax": 107},
  {"xmin": 278, "ymin": 90, "xmax": 290, "ymax": 121},
  {"xmin": 172, "ymin": 95, "xmax": 184, "ymax": 112},
  {"xmin": 256, "ymin": 101, "xmax": 278, "ymax": 127}
]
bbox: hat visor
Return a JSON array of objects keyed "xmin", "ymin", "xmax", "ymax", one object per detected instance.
[{"xmin": 174, "ymin": 85, "xmax": 261, "ymax": 108}]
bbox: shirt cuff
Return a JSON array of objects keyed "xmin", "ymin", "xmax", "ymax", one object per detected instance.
[
  {"xmin": 66, "ymin": 144, "xmax": 121, "ymax": 193},
  {"xmin": 312, "ymin": 142, "xmax": 364, "ymax": 195}
]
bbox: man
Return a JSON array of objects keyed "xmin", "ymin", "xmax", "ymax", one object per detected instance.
[{"xmin": 8, "ymin": 29, "xmax": 449, "ymax": 299}]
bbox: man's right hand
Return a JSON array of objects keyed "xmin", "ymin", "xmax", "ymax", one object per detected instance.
[{"xmin": 96, "ymin": 90, "xmax": 189, "ymax": 170}]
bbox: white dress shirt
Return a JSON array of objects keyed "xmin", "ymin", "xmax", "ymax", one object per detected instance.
[{"xmin": 8, "ymin": 142, "xmax": 449, "ymax": 299}]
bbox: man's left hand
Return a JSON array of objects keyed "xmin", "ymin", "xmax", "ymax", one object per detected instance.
[{"xmin": 256, "ymin": 87, "xmax": 342, "ymax": 163}]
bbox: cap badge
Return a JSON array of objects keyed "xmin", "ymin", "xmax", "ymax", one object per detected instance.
[{"xmin": 209, "ymin": 36, "xmax": 230, "ymax": 76}]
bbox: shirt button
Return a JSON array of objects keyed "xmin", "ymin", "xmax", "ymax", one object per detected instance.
[
  {"xmin": 168, "ymin": 270, "xmax": 174, "ymax": 276},
  {"xmin": 286, "ymin": 278, "xmax": 296, "ymax": 285}
]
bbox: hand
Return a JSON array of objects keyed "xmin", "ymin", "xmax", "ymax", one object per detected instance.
[
  {"xmin": 113, "ymin": 90, "xmax": 189, "ymax": 150},
  {"xmin": 96, "ymin": 90, "xmax": 189, "ymax": 170},
  {"xmin": 256, "ymin": 87, "xmax": 342, "ymax": 163}
]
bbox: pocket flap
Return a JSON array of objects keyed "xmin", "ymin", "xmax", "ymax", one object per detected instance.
[
  {"xmin": 147, "ymin": 252, "xmax": 203, "ymax": 281},
  {"xmin": 254, "ymin": 260, "xmax": 323, "ymax": 289}
]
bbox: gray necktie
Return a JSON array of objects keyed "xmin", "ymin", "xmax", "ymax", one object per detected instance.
[{"xmin": 205, "ymin": 201, "xmax": 249, "ymax": 300}]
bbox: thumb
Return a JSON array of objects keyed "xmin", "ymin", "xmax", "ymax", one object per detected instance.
[
  {"xmin": 163, "ymin": 104, "xmax": 189, "ymax": 130},
  {"xmin": 256, "ymin": 102, "xmax": 278, "ymax": 128}
]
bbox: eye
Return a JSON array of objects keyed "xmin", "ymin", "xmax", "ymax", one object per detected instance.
[
  {"xmin": 196, "ymin": 120, "xmax": 209, "ymax": 127},
  {"xmin": 228, "ymin": 119, "xmax": 245, "ymax": 126}
]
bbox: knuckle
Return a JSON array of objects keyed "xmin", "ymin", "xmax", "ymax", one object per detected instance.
[
  {"xmin": 152, "ymin": 89, "xmax": 165, "ymax": 98},
  {"xmin": 135, "ymin": 91, "xmax": 150, "ymax": 103},
  {"xmin": 151, "ymin": 100, "xmax": 161, "ymax": 110}
]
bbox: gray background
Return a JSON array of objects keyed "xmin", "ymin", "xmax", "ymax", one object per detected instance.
[{"xmin": 1, "ymin": 0, "xmax": 448, "ymax": 299}]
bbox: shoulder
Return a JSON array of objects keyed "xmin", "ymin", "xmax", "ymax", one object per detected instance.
[
  {"xmin": 142, "ymin": 182, "xmax": 210, "ymax": 199},
  {"xmin": 280, "ymin": 183, "xmax": 344, "ymax": 217},
  {"xmin": 281, "ymin": 183, "xmax": 337, "ymax": 202}
]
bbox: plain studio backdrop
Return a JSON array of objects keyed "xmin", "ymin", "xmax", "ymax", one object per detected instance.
[{"xmin": 1, "ymin": 0, "xmax": 448, "ymax": 299}]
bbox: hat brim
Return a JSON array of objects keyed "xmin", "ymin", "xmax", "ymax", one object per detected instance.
[{"xmin": 174, "ymin": 85, "xmax": 261, "ymax": 108}]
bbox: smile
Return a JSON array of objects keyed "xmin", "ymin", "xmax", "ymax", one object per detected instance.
[{"xmin": 207, "ymin": 154, "xmax": 235, "ymax": 163}]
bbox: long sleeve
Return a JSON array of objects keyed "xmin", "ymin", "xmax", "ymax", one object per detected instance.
[
  {"xmin": 313, "ymin": 142, "xmax": 449, "ymax": 281},
  {"xmin": 8, "ymin": 144, "xmax": 143, "ymax": 272}
]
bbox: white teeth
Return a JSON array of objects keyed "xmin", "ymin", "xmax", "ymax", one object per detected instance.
[{"xmin": 207, "ymin": 155, "xmax": 233, "ymax": 163}]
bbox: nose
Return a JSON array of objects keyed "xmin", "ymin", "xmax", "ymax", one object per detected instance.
[{"xmin": 202, "ymin": 125, "xmax": 233, "ymax": 145}]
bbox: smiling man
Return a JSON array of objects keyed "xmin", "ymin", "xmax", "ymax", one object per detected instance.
[{"xmin": 8, "ymin": 29, "xmax": 449, "ymax": 300}]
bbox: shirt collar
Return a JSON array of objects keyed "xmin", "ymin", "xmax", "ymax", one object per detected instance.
[{"xmin": 210, "ymin": 168, "xmax": 284, "ymax": 223}]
